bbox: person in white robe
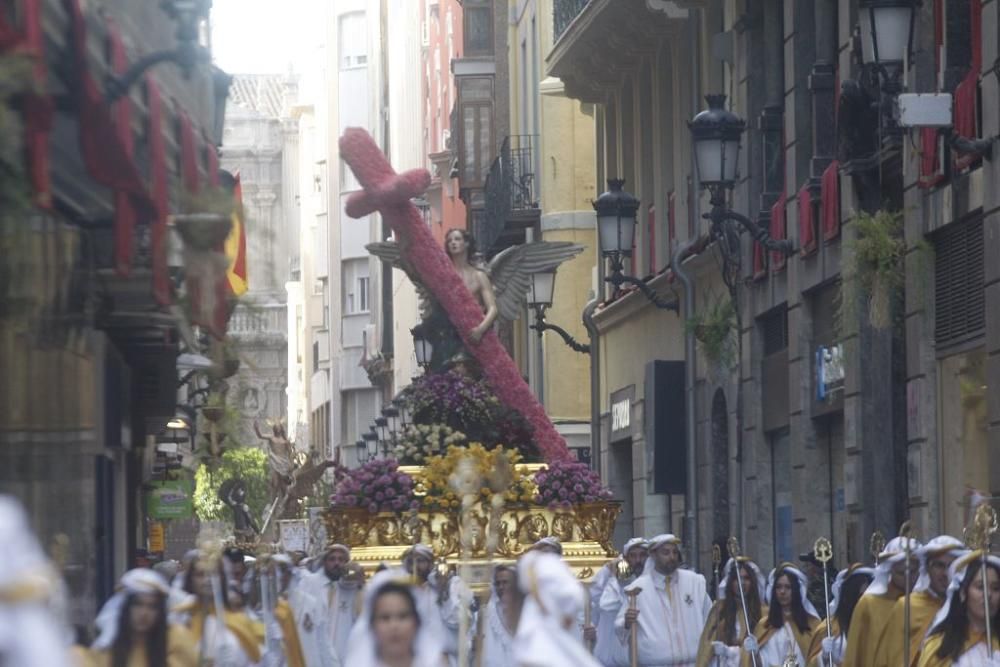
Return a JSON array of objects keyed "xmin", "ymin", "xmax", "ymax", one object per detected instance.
[
  {"xmin": 615, "ymin": 533, "xmax": 712, "ymax": 667},
  {"xmin": 299, "ymin": 543, "xmax": 362, "ymax": 664},
  {"xmin": 401, "ymin": 543, "xmax": 470, "ymax": 667},
  {"xmin": 0, "ymin": 495, "xmax": 75, "ymax": 667},
  {"xmin": 344, "ymin": 569, "xmax": 449, "ymax": 667},
  {"xmin": 595, "ymin": 537, "xmax": 648, "ymax": 667},
  {"xmin": 481, "ymin": 564, "xmax": 519, "ymax": 667},
  {"xmin": 267, "ymin": 553, "xmax": 335, "ymax": 667},
  {"xmin": 513, "ymin": 551, "xmax": 603, "ymax": 667}
]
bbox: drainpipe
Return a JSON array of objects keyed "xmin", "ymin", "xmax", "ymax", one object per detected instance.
[
  {"xmin": 583, "ymin": 297, "xmax": 600, "ymax": 476},
  {"xmin": 680, "ymin": 4, "xmax": 702, "ymax": 572}
]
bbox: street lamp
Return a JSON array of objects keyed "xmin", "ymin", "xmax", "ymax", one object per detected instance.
[
  {"xmin": 392, "ymin": 398, "xmax": 410, "ymax": 429},
  {"xmin": 526, "ymin": 270, "xmax": 590, "ymax": 354},
  {"xmin": 361, "ymin": 432, "xmax": 379, "ymax": 462},
  {"xmin": 594, "ymin": 180, "xmax": 678, "ymax": 311},
  {"xmin": 382, "ymin": 406, "xmax": 401, "ymax": 436},
  {"xmin": 374, "ymin": 417, "xmax": 390, "ymax": 444},
  {"xmin": 689, "ymin": 95, "xmax": 794, "ymax": 274},
  {"xmin": 858, "ymin": 0, "xmax": 918, "ymax": 73},
  {"xmin": 411, "ymin": 326, "xmax": 434, "ymax": 370}
]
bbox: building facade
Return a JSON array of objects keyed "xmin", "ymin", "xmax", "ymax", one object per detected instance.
[{"xmin": 546, "ymin": 0, "xmax": 1000, "ymax": 575}]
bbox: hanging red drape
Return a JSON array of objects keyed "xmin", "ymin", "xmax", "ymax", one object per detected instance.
[
  {"xmin": 108, "ymin": 19, "xmax": 136, "ymax": 276},
  {"xmin": 22, "ymin": 0, "xmax": 51, "ymax": 208},
  {"xmin": 798, "ymin": 184, "xmax": 816, "ymax": 257},
  {"xmin": 821, "ymin": 160, "xmax": 840, "ymax": 241},
  {"xmin": 954, "ymin": 1, "xmax": 983, "ymax": 169},
  {"xmin": 204, "ymin": 136, "xmax": 220, "ymax": 187},
  {"xmin": 667, "ymin": 190, "xmax": 676, "ymax": 258},
  {"xmin": 770, "ymin": 192, "xmax": 787, "ymax": 272},
  {"xmin": 147, "ymin": 76, "xmax": 171, "ymax": 306},
  {"xmin": 752, "ymin": 238, "xmax": 766, "ymax": 280},
  {"xmin": 918, "ymin": 129, "xmax": 944, "ymax": 189},
  {"xmin": 647, "ymin": 204, "xmax": 656, "ymax": 274},
  {"xmin": 62, "ymin": 0, "xmax": 154, "ymax": 221}
]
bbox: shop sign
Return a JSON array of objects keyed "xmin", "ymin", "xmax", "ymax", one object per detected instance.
[
  {"xmin": 148, "ymin": 522, "xmax": 165, "ymax": 553},
  {"xmin": 816, "ymin": 344, "xmax": 845, "ymax": 401},
  {"xmin": 146, "ymin": 479, "xmax": 194, "ymax": 520},
  {"xmin": 609, "ymin": 385, "xmax": 635, "ymax": 443}
]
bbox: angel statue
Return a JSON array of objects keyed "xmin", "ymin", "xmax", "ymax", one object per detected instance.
[{"xmin": 369, "ymin": 228, "xmax": 583, "ymax": 374}]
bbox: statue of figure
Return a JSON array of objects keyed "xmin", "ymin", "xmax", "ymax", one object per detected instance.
[
  {"xmin": 218, "ymin": 478, "xmax": 259, "ymax": 539},
  {"xmin": 254, "ymin": 420, "xmax": 295, "ymax": 497},
  {"xmin": 368, "ymin": 230, "xmax": 583, "ymax": 374}
]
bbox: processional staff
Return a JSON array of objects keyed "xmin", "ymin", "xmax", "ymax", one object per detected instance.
[
  {"xmin": 965, "ymin": 503, "xmax": 999, "ymax": 659},
  {"xmin": 870, "ymin": 529, "xmax": 886, "ymax": 566},
  {"xmin": 813, "ymin": 537, "xmax": 834, "ymax": 667},
  {"xmin": 899, "ymin": 521, "xmax": 915, "ymax": 667},
  {"xmin": 626, "ymin": 585, "xmax": 642, "ymax": 667},
  {"xmin": 727, "ymin": 537, "xmax": 759, "ymax": 667}
]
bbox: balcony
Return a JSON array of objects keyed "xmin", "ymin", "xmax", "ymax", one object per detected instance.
[
  {"xmin": 476, "ymin": 135, "xmax": 540, "ymax": 257},
  {"xmin": 554, "ymin": 0, "xmax": 591, "ymax": 42}
]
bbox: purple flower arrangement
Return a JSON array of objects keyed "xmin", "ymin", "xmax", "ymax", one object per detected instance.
[
  {"xmin": 330, "ymin": 458, "xmax": 419, "ymax": 514},
  {"xmin": 534, "ymin": 460, "xmax": 613, "ymax": 509}
]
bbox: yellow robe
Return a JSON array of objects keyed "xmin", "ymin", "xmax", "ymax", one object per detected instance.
[
  {"xmin": 274, "ymin": 598, "xmax": 307, "ymax": 667},
  {"xmin": 742, "ymin": 616, "xmax": 819, "ymax": 667},
  {"xmin": 695, "ymin": 601, "xmax": 767, "ymax": 667},
  {"xmin": 177, "ymin": 602, "xmax": 265, "ymax": 663},
  {"xmin": 77, "ymin": 625, "xmax": 199, "ymax": 667},
  {"xmin": 806, "ymin": 616, "xmax": 840, "ymax": 666},
  {"xmin": 873, "ymin": 590, "xmax": 943, "ymax": 667},
  {"xmin": 915, "ymin": 630, "xmax": 1000, "ymax": 667},
  {"xmin": 841, "ymin": 587, "xmax": 903, "ymax": 667}
]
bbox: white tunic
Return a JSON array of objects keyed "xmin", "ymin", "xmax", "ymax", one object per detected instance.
[
  {"xmin": 195, "ymin": 615, "xmax": 260, "ymax": 667},
  {"xmin": 954, "ymin": 640, "xmax": 996, "ymax": 666},
  {"xmin": 597, "ymin": 576, "xmax": 631, "ymax": 667},
  {"xmin": 410, "ymin": 576, "xmax": 466, "ymax": 667},
  {"xmin": 481, "ymin": 597, "xmax": 517, "ymax": 667},
  {"xmin": 285, "ymin": 585, "xmax": 339, "ymax": 667},
  {"xmin": 613, "ymin": 568, "xmax": 712, "ymax": 667},
  {"xmin": 757, "ymin": 624, "xmax": 804, "ymax": 667},
  {"xmin": 300, "ymin": 570, "xmax": 361, "ymax": 665}
]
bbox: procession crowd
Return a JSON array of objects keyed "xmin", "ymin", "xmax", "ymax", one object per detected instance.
[{"xmin": 3, "ymin": 493, "xmax": 1000, "ymax": 667}]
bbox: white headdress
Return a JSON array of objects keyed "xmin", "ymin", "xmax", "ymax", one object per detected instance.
[
  {"xmin": 0, "ymin": 495, "xmax": 74, "ymax": 667},
  {"xmin": 92, "ymin": 568, "xmax": 171, "ymax": 650},
  {"xmin": 866, "ymin": 536, "xmax": 923, "ymax": 597},
  {"xmin": 514, "ymin": 551, "xmax": 602, "ymax": 667},
  {"xmin": 927, "ymin": 550, "xmax": 1000, "ymax": 635},
  {"xmin": 404, "ymin": 543, "xmax": 434, "ymax": 561},
  {"xmin": 623, "ymin": 537, "xmax": 648, "ymax": 556},
  {"xmin": 717, "ymin": 557, "xmax": 767, "ymax": 603},
  {"xmin": 914, "ymin": 535, "xmax": 966, "ymax": 594},
  {"xmin": 327, "ymin": 543, "xmax": 351, "ymax": 557},
  {"xmin": 767, "ymin": 564, "xmax": 821, "ymax": 620},
  {"xmin": 532, "ymin": 536, "xmax": 564, "ymax": 555},
  {"xmin": 344, "ymin": 569, "xmax": 445, "ymax": 667},
  {"xmin": 647, "ymin": 534, "xmax": 682, "ymax": 553},
  {"xmin": 828, "ymin": 565, "xmax": 874, "ymax": 616}
]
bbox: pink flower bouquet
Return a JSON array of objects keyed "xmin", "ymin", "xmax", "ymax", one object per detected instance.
[
  {"xmin": 331, "ymin": 458, "xmax": 418, "ymax": 514},
  {"xmin": 534, "ymin": 460, "xmax": 613, "ymax": 509}
]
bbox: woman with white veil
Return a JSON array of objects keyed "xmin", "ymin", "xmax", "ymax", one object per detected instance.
[
  {"xmin": 345, "ymin": 569, "xmax": 449, "ymax": 667},
  {"xmin": 481, "ymin": 565, "xmax": 520, "ymax": 667}
]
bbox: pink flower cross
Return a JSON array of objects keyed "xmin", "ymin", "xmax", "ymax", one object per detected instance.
[{"xmin": 339, "ymin": 128, "xmax": 571, "ymax": 462}]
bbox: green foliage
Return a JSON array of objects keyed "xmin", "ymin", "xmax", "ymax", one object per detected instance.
[
  {"xmin": 193, "ymin": 446, "xmax": 270, "ymax": 524},
  {"xmin": 685, "ymin": 293, "xmax": 737, "ymax": 369},
  {"xmin": 840, "ymin": 210, "xmax": 932, "ymax": 332}
]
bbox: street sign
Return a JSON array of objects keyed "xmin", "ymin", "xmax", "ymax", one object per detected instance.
[{"xmin": 146, "ymin": 479, "xmax": 194, "ymax": 520}]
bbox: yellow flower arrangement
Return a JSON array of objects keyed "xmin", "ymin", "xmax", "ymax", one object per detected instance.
[{"xmin": 418, "ymin": 443, "xmax": 535, "ymax": 512}]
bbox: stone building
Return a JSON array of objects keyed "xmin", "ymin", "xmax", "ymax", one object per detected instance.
[
  {"xmin": 221, "ymin": 75, "xmax": 297, "ymax": 446},
  {"xmin": 545, "ymin": 0, "xmax": 1000, "ymax": 574}
]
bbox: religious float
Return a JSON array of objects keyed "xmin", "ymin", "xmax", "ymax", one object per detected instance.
[{"xmin": 323, "ymin": 129, "xmax": 621, "ymax": 584}]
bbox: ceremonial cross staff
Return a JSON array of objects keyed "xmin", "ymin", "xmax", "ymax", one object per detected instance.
[
  {"xmin": 713, "ymin": 544, "xmax": 722, "ymax": 599},
  {"xmin": 965, "ymin": 503, "xmax": 999, "ymax": 658},
  {"xmin": 626, "ymin": 587, "xmax": 642, "ymax": 667},
  {"xmin": 727, "ymin": 537, "xmax": 759, "ymax": 667},
  {"xmin": 899, "ymin": 521, "xmax": 914, "ymax": 667},
  {"xmin": 870, "ymin": 530, "xmax": 886, "ymax": 566},
  {"xmin": 338, "ymin": 128, "xmax": 571, "ymax": 463},
  {"xmin": 813, "ymin": 537, "xmax": 834, "ymax": 667}
]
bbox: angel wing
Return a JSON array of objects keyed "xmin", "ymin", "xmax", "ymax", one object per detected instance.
[
  {"xmin": 488, "ymin": 241, "xmax": 586, "ymax": 322},
  {"xmin": 366, "ymin": 241, "xmax": 435, "ymax": 319}
]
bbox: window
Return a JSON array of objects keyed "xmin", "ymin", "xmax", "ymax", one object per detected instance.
[
  {"xmin": 463, "ymin": 0, "xmax": 493, "ymax": 56},
  {"xmin": 934, "ymin": 217, "xmax": 984, "ymax": 349},
  {"xmin": 457, "ymin": 77, "xmax": 494, "ymax": 187},
  {"xmin": 358, "ymin": 276, "xmax": 369, "ymax": 312},
  {"xmin": 339, "ymin": 12, "xmax": 368, "ymax": 70}
]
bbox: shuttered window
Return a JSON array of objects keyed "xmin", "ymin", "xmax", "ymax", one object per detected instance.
[{"xmin": 934, "ymin": 217, "xmax": 984, "ymax": 349}]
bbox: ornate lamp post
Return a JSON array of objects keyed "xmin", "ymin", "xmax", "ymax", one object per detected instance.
[
  {"xmin": 858, "ymin": 0, "xmax": 918, "ymax": 86},
  {"xmin": 411, "ymin": 326, "xmax": 434, "ymax": 371},
  {"xmin": 594, "ymin": 180, "xmax": 678, "ymax": 311},
  {"xmin": 689, "ymin": 95, "xmax": 795, "ymax": 277},
  {"xmin": 526, "ymin": 269, "xmax": 590, "ymax": 354}
]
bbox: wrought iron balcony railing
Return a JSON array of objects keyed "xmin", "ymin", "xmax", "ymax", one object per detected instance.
[
  {"xmin": 554, "ymin": 0, "xmax": 591, "ymax": 42},
  {"xmin": 477, "ymin": 135, "xmax": 539, "ymax": 256}
]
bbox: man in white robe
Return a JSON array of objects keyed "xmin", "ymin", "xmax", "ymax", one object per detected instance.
[
  {"xmin": 299, "ymin": 543, "xmax": 362, "ymax": 665},
  {"xmin": 595, "ymin": 537, "xmax": 648, "ymax": 666},
  {"xmin": 269, "ymin": 554, "xmax": 336, "ymax": 667},
  {"xmin": 402, "ymin": 543, "xmax": 469, "ymax": 667},
  {"xmin": 615, "ymin": 534, "xmax": 711, "ymax": 667},
  {"xmin": 481, "ymin": 564, "xmax": 519, "ymax": 667}
]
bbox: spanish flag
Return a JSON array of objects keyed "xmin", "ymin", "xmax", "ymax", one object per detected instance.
[{"xmin": 225, "ymin": 172, "xmax": 248, "ymax": 296}]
